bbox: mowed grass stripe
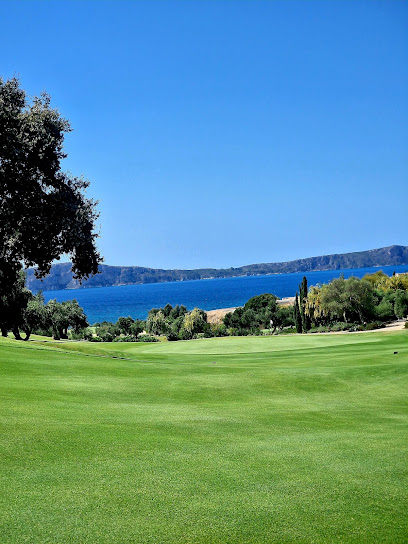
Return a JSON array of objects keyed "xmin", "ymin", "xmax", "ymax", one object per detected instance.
[{"xmin": 0, "ymin": 331, "xmax": 407, "ymax": 543}]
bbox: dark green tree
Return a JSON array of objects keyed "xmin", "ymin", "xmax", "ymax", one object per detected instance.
[
  {"xmin": 95, "ymin": 321, "xmax": 120, "ymax": 342},
  {"xmin": 394, "ymin": 290, "xmax": 408, "ymax": 319},
  {"xmin": 0, "ymin": 270, "xmax": 31, "ymax": 339},
  {"xmin": 162, "ymin": 304, "xmax": 173, "ymax": 317},
  {"xmin": 294, "ymin": 293, "xmax": 303, "ymax": 333},
  {"xmin": 21, "ymin": 292, "xmax": 48, "ymax": 340},
  {"xmin": 0, "ymin": 77, "xmax": 102, "ymax": 302},
  {"xmin": 117, "ymin": 316, "xmax": 135, "ymax": 335},
  {"xmin": 46, "ymin": 299, "xmax": 88, "ymax": 339},
  {"xmin": 299, "ymin": 276, "xmax": 311, "ymax": 332},
  {"xmin": 130, "ymin": 319, "xmax": 145, "ymax": 338}
]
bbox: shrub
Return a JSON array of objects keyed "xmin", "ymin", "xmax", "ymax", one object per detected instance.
[
  {"xmin": 363, "ymin": 321, "xmax": 383, "ymax": 331},
  {"xmin": 330, "ymin": 322, "xmax": 345, "ymax": 332},
  {"xmin": 278, "ymin": 327, "xmax": 297, "ymax": 335},
  {"xmin": 69, "ymin": 327, "xmax": 94, "ymax": 340},
  {"xmin": 89, "ymin": 336, "xmax": 103, "ymax": 342},
  {"xmin": 113, "ymin": 335, "xmax": 138, "ymax": 342},
  {"xmin": 137, "ymin": 335, "xmax": 159, "ymax": 343},
  {"xmin": 375, "ymin": 300, "xmax": 395, "ymax": 321},
  {"xmin": 405, "ymin": 321, "xmax": 408, "ymax": 329},
  {"xmin": 96, "ymin": 322, "xmax": 119, "ymax": 341},
  {"xmin": 82, "ymin": 328, "xmax": 94, "ymax": 341},
  {"xmin": 310, "ymin": 325, "xmax": 329, "ymax": 333},
  {"xmin": 329, "ymin": 322, "xmax": 357, "ymax": 332}
]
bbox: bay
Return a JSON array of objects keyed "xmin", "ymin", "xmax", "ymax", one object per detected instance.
[{"xmin": 42, "ymin": 264, "xmax": 408, "ymax": 324}]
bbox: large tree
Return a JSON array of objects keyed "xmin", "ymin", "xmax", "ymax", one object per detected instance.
[
  {"xmin": 0, "ymin": 76, "xmax": 101, "ymax": 294},
  {"xmin": 320, "ymin": 276, "xmax": 375, "ymax": 324}
]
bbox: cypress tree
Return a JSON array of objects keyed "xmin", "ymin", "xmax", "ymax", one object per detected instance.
[
  {"xmin": 294, "ymin": 293, "xmax": 303, "ymax": 333},
  {"xmin": 298, "ymin": 276, "xmax": 311, "ymax": 332}
]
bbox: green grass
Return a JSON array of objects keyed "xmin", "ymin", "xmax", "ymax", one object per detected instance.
[{"xmin": 1, "ymin": 331, "xmax": 407, "ymax": 543}]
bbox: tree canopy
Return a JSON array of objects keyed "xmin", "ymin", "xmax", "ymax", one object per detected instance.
[{"xmin": 0, "ymin": 76, "xmax": 102, "ymax": 293}]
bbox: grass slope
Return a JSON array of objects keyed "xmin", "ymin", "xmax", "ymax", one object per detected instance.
[{"xmin": 0, "ymin": 331, "xmax": 407, "ymax": 543}]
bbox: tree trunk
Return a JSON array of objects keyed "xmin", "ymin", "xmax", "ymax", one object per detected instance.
[
  {"xmin": 1, "ymin": 326, "xmax": 7, "ymax": 337},
  {"xmin": 12, "ymin": 327, "xmax": 22, "ymax": 340}
]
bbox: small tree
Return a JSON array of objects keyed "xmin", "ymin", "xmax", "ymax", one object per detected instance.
[
  {"xmin": 294, "ymin": 293, "xmax": 303, "ymax": 333},
  {"xmin": 146, "ymin": 310, "xmax": 169, "ymax": 336},
  {"xmin": 21, "ymin": 292, "xmax": 48, "ymax": 340},
  {"xmin": 181, "ymin": 308, "xmax": 207, "ymax": 339},
  {"xmin": 299, "ymin": 276, "xmax": 311, "ymax": 332},
  {"xmin": 117, "ymin": 316, "xmax": 135, "ymax": 335},
  {"xmin": 394, "ymin": 290, "xmax": 408, "ymax": 318},
  {"xmin": 46, "ymin": 299, "xmax": 88, "ymax": 339},
  {"xmin": 130, "ymin": 319, "xmax": 145, "ymax": 338}
]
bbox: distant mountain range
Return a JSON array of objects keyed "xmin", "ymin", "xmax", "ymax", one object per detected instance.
[{"xmin": 26, "ymin": 245, "xmax": 408, "ymax": 292}]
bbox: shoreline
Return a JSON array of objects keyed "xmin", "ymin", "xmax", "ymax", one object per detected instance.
[{"xmin": 29, "ymin": 263, "xmax": 408, "ymax": 293}]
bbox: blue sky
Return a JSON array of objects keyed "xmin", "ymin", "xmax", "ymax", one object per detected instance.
[{"xmin": 1, "ymin": 0, "xmax": 407, "ymax": 269}]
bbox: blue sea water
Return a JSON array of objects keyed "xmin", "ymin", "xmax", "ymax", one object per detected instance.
[{"xmin": 42, "ymin": 264, "xmax": 408, "ymax": 324}]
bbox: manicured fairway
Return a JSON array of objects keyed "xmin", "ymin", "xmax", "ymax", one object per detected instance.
[{"xmin": 1, "ymin": 331, "xmax": 407, "ymax": 543}]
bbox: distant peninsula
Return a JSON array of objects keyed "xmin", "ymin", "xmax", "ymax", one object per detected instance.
[{"xmin": 26, "ymin": 245, "xmax": 408, "ymax": 292}]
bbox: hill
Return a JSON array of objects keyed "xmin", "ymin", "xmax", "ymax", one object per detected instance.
[{"xmin": 26, "ymin": 244, "xmax": 408, "ymax": 291}]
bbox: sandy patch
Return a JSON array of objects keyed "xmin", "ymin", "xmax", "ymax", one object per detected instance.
[
  {"xmin": 277, "ymin": 297, "xmax": 295, "ymax": 307},
  {"xmin": 206, "ymin": 308, "xmax": 237, "ymax": 324}
]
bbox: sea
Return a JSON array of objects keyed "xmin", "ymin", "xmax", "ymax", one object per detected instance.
[{"xmin": 41, "ymin": 264, "xmax": 408, "ymax": 324}]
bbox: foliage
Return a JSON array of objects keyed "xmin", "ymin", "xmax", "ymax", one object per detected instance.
[
  {"xmin": 318, "ymin": 276, "xmax": 375, "ymax": 324},
  {"xmin": 117, "ymin": 316, "xmax": 134, "ymax": 335},
  {"xmin": 299, "ymin": 276, "xmax": 311, "ymax": 331},
  {"xmin": 130, "ymin": 320, "xmax": 145, "ymax": 338},
  {"xmin": 304, "ymin": 272, "xmax": 408, "ymax": 332},
  {"xmin": 0, "ymin": 270, "xmax": 31, "ymax": 338},
  {"xmin": 146, "ymin": 310, "xmax": 169, "ymax": 336},
  {"xmin": 363, "ymin": 271, "xmax": 408, "ymax": 291},
  {"xmin": 374, "ymin": 299, "xmax": 395, "ymax": 321},
  {"xmin": 294, "ymin": 293, "xmax": 303, "ymax": 333},
  {"xmin": 95, "ymin": 321, "xmax": 120, "ymax": 342},
  {"xmin": 137, "ymin": 335, "xmax": 159, "ymax": 343},
  {"xmin": 0, "ymin": 77, "xmax": 102, "ymax": 303},
  {"xmin": 3, "ymin": 271, "xmax": 406, "ymax": 343},
  {"xmin": 46, "ymin": 299, "xmax": 88, "ymax": 340},
  {"xmin": 70, "ymin": 327, "xmax": 93, "ymax": 341},
  {"xmin": 180, "ymin": 307, "xmax": 207, "ymax": 340},
  {"xmin": 394, "ymin": 290, "xmax": 408, "ymax": 319},
  {"xmin": 21, "ymin": 291, "xmax": 48, "ymax": 340},
  {"xmin": 89, "ymin": 335, "xmax": 103, "ymax": 342},
  {"xmin": 224, "ymin": 293, "xmax": 287, "ymax": 333},
  {"xmin": 113, "ymin": 335, "xmax": 139, "ymax": 342}
]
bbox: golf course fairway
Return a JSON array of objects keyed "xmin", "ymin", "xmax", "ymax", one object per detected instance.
[{"xmin": 1, "ymin": 330, "xmax": 407, "ymax": 543}]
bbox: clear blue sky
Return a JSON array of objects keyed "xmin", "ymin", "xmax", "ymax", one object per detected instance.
[{"xmin": 1, "ymin": 0, "xmax": 407, "ymax": 269}]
